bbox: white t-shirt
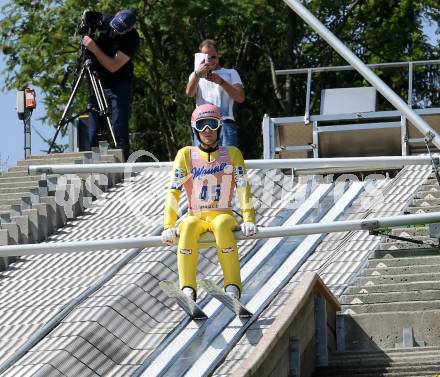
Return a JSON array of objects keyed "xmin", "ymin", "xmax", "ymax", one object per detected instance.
[{"xmin": 189, "ymin": 67, "xmax": 243, "ymax": 121}]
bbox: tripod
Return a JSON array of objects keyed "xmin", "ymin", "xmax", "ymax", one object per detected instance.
[{"xmin": 48, "ymin": 49, "xmax": 117, "ymax": 153}]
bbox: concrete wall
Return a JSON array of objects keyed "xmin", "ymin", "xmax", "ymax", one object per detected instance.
[{"xmin": 233, "ymin": 272, "xmax": 340, "ymax": 377}]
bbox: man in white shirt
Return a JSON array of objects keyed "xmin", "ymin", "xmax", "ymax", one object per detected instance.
[{"xmin": 186, "ymin": 39, "xmax": 245, "ymax": 147}]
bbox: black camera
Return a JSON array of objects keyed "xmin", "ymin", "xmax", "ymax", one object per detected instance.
[{"xmin": 78, "ymin": 11, "xmax": 103, "ymax": 35}]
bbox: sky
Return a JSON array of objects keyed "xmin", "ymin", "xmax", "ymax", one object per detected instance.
[
  {"xmin": 0, "ymin": 69, "xmax": 59, "ymax": 170},
  {"xmin": 0, "ymin": 0, "xmax": 66, "ymax": 171},
  {"xmin": 0, "ymin": 3, "xmax": 438, "ymax": 170}
]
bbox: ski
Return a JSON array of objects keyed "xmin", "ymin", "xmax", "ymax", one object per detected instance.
[
  {"xmin": 159, "ymin": 280, "xmax": 208, "ymax": 320},
  {"xmin": 198, "ymin": 279, "xmax": 252, "ymax": 318}
]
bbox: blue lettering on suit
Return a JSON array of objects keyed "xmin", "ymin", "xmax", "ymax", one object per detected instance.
[{"xmin": 191, "ymin": 162, "xmax": 228, "ymax": 180}]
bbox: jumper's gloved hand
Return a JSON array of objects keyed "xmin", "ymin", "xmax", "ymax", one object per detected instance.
[
  {"xmin": 240, "ymin": 222, "xmax": 257, "ymax": 237},
  {"xmin": 161, "ymin": 227, "xmax": 177, "ymax": 246}
]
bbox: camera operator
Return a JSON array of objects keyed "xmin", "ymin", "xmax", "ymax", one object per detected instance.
[{"xmin": 82, "ymin": 9, "xmax": 139, "ymax": 161}]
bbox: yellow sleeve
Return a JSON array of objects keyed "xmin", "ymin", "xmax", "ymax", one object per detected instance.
[
  {"xmin": 229, "ymin": 147, "xmax": 255, "ymax": 223},
  {"xmin": 163, "ymin": 148, "xmax": 190, "ymax": 229}
]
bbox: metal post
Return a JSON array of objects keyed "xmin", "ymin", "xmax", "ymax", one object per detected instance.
[
  {"xmin": 262, "ymin": 114, "xmax": 272, "ymax": 159},
  {"xmin": 401, "ymin": 116, "xmax": 408, "ymax": 156},
  {"xmin": 270, "ymin": 118, "xmax": 276, "ymax": 159},
  {"xmin": 283, "ymin": 0, "xmax": 440, "ymax": 150},
  {"xmin": 408, "ymin": 62, "xmax": 413, "ymax": 107},
  {"xmin": 305, "ymin": 68, "xmax": 312, "ymax": 125},
  {"xmin": 23, "ymin": 111, "xmax": 31, "ymax": 159},
  {"xmin": 312, "ymin": 121, "xmax": 319, "ymax": 158}
]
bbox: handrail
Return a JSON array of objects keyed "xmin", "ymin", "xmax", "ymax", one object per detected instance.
[
  {"xmin": 271, "ymin": 107, "xmax": 440, "ymax": 124},
  {"xmin": 1, "ymin": 212, "xmax": 439, "ymax": 257},
  {"xmin": 275, "ymin": 59, "xmax": 440, "ymax": 76},
  {"xmin": 283, "ymin": 0, "xmax": 440, "ymax": 149},
  {"xmin": 28, "ymin": 155, "xmax": 436, "ymax": 174}
]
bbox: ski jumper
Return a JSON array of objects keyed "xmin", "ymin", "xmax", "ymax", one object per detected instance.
[{"xmin": 164, "ymin": 146, "xmax": 255, "ymax": 292}]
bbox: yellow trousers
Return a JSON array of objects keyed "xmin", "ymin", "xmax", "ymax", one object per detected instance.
[{"xmin": 177, "ymin": 210, "xmax": 241, "ymax": 293}]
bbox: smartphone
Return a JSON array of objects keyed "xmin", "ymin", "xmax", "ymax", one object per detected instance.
[
  {"xmin": 194, "ymin": 53, "xmax": 209, "ymax": 70},
  {"xmin": 204, "ymin": 54, "xmax": 212, "ymax": 74}
]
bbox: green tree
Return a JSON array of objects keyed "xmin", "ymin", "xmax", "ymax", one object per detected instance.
[{"xmin": 1, "ymin": 0, "xmax": 438, "ymax": 160}]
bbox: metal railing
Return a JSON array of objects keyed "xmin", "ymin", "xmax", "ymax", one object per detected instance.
[
  {"xmin": 1, "ymin": 211, "xmax": 439, "ymax": 257},
  {"xmin": 262, "ymin": 107, "xmax": 440, "ymax": 159},
  {"xmin": 276, "ymin": 59, "xmax": 440, "ymax": 118},
  {"xmin": 283, "ymin": 0, "xmax": 440, "ymax": 150}
]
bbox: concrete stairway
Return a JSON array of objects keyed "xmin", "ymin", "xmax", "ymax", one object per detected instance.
[
  {"xmin": 314, "ymin": 172, "xmax": 440, "ymax": 377},
  {"xmin": 0, "ymin": 148, "xmax": 124, "ymax": 270},
  {"xmin": 315, "ymin": 347, "xmax": 440, "ymax": 376}
]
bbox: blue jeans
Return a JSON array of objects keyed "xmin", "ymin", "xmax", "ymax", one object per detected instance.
[
  {"xmin": 192, "ymin": 120, "xmax": 239, "ymax": 148},
  {"xmin": 88, "ymin": 83, "xmax": 132, "ymax": 161}
]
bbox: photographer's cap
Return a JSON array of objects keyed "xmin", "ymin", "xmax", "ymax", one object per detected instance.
[{"xmin": 110, "ymin": 10, "xmax": 135, "ymax": 34}]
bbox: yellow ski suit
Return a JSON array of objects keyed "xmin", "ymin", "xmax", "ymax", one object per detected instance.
[{"xmin": 163, "ymin": 146, "xmax": 255, "ymax": 293}]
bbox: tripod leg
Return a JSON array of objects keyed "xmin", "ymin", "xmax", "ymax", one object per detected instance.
[
  {"xmin": 49, "ymin": 66, "xmax": 87, "ymax": 153},
  {"xmin": 86, "ymin": 66, "xmax": 118, "ymax": 148}
]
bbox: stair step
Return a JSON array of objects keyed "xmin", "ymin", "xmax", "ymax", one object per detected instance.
[
  {"xmin": 0, "ymin": 210, "xmax": 12, "ymax": 223},
  {"xmin": 10, "ymin": 214, "xmax": 33, "ymax": 244},
  {"xmin": 380, "ymin": 236, "xmax": 436, "ymax": 244},
  {"xmin": 405, "ymin": 206, "xmax": 440, "ymax": 214},
  {"xmin": 0, "ymin": 180, "xmax": 47, "ymax": 189},
  {"xmin": 0, "ymin": 171, "xmax": 31, "ymax": 178},
  {"xmin": 314, "ymin": 365, "xmax": 440, "ymax": 377},
  {"xmin": 0, "ymin": 186, "xmax": 41, "ymax": 195},
  {"xmin": 341, "ymin": 299, "xmax": 440, "ymax": 313},
  {"xmin": 7, "ymin": 166, "xmax": 29, "ymax": 173},
  {"xmin": 0, "ymin": 222, "xmax": 20, "ymax": 244},
  {"xmin": 0, "ymin": 197, "xmax": 32, "ymax": 209},
  {"xmin": 377, "ymin": 241, "xmax": 438, "ymax": 250},
  {"xmin": 26, "ymin": 151, "xmax": 93, "ymax": 160},
  {"xmin": 356, "ymin": 271, "xmax": 440, "ymax": 286},
  {"xmin": 340, "ymin": 289, "xmax": 440, "ymax": 305},
  {"xmin": 328, "ymin": 359, "xmax": 440, "ymax": 368},
  {"xmin": 390, "ymin": 227, "xmax": 429, "ymax": 237},
  {"xmin": 420, "ymin": 183, "xmax": 440, "ymax": 190},
  {"xmin": 328, "ymin": 357, "xmax": 440, "ymax": 369},
  {"xmin": 424, "ymin": 178, "xmax": 440, "ymax": 185},
  {"xmin": 0, "ymin": 191, "xmax": 38, "ymax": 202},
  {"xmin": 412, "ymin": 198, "xmax": 440, "ymax": 207},
  {"xmin": 17, "ymin": 157, "xmax": 85, "ymax": 167},
  {"xmin": 362, "ymin": 264, "xmax": 440, "ymax": 276},
  {"xmin": 374, "ymin": 248, "xmax": 440, "ymax": 258},
  {"xmin": 0, "ymin": 175, "xmax": 45, "ymax": 184},
  {"xmin": 0, "ymin": 204, "xmax": 22, "ymax": 216},
  {"xmin": 367, "ymin": 255, "xmax": 440, "ymax": 268},
  {"xmin": 329, "ymin": 346, "xmax": 440, "ymax": 361},
  {"xmin": 336, "ymin": 311, "xmax": 440, "ymax": 351},
  {"xmin": 416, "ymin": 190, "xmax": 440, "ymax": 199},
  {"xmin": 345, "ymin": 281, "xmax": 440, "ymax": 295}
]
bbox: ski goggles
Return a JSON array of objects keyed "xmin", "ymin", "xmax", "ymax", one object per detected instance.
[{"xmin": 193, "ymin": 118, "xmax": 222, "ymax": 132}]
